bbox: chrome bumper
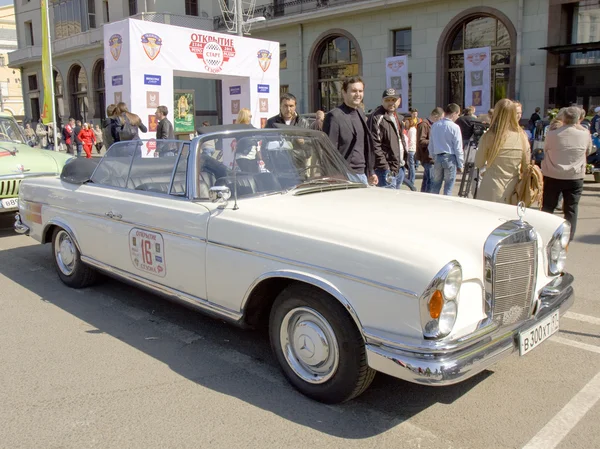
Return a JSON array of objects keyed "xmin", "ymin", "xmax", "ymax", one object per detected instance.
[
  {"xmin": 366, "ymin": 273, "xmax": 574, "ymax": 386},
  {"xmin": 14, "ymin": 213, "xmax": 30, "ymax": 235}
]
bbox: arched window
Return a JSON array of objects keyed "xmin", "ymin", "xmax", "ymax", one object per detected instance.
[
  {"xmin": 310, "ymin": 31, "xmax": 361, "ymax": 112},
  {"xmin": 53, "ymin": 69, "xmax": 64, "ymax": 126},
  {"xmin": 437, "ymin": 9, "xmax": 516, "ymax": 108},
  {"xmin": 92, "ymin": 59, "xmax": 105, "ymax": 120},
  {"xmin": 68, "ymin": 64, "xmax": 89, "ymax": 122}
]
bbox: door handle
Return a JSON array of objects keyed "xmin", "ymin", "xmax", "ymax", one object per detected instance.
[{"xmin": 105, "ymin": 211, "xmax": 122, "ymax": 220}]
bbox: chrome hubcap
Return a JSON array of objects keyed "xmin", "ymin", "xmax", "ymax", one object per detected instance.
[
  {"xmin": 54, "ymin": 230, "xmax": 76, "ymax": 276},
  {"xmin": 280, "ymin": 307, "xmax": 339, "ymax": 384}
]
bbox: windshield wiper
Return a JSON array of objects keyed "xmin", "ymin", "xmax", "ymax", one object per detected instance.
[{"xmin": 289, "ymin": 177, "xmax": 366, "ymax": 193}]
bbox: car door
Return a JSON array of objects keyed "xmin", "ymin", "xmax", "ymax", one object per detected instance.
[{"xmin": 77, "ymin": 141, "xmax": 212, "ymax": 301}]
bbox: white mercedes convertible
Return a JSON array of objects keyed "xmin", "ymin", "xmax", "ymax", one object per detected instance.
[{"xmin": 14, "ymin": 127, "xmax": 573, "ymax": 403}]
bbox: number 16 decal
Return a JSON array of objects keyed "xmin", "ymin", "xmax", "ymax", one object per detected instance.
[{"xmin": 129, "ymin": 228, "xmax": 166, "ymax": 277}]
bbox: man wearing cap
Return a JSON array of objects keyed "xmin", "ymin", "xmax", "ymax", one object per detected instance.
[
  {"xmin": 323, "ymin": 76, "xmax": 377, "ymax": 185},
  {"xmin": 368, "ymin": 88, "xmax": 408, "ymax": 188}
]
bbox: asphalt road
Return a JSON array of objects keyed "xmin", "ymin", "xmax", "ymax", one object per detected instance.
[{"xmin": 1, "ymin": 177, "xmax": 599, "ymax": 449}]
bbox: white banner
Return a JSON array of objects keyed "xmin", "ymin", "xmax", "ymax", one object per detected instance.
[
  {"xmin": 385, "ymin": 56, "xmax": 409, "ymax": 113},
  {"xmin": 464, "ymin": 47, "xmax": 491, "ymax": 116},
  {"xmin": 104, "ymin": 18, "xmax": 280, "ymax": 157}
]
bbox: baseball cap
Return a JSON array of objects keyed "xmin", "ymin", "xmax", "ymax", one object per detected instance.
[
  {"xmin": 382, "ymin": 88, "xmax": 400, "ymax": 99},
  {"xmin": 595, "ymin": 106, "xmax": 600, "ymax": 113}
]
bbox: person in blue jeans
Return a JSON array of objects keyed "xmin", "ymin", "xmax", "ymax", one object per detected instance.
[
  {"xmin": 416, "ymin": 107, "xmax": 444, "ymax": 193},
  {"xmin": 428, "ymin": 103, "xmax": 464, "ymax": 195},
  {"xmin": 368, "ymin": 88, "xmax": 408, "ymax": 189}
]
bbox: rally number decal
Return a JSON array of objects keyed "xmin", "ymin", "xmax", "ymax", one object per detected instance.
[{"xmin": 129, "ymin": 228, "xmax": 166, "ymax": 277}]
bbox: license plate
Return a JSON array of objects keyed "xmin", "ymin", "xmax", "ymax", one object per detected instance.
[
  {"xmin": 0, "ymin": 198, "xmax": 18, "ymax": 209},
  {"xmin": 519, "ymin": 311, "xmax": 560, "ymax": 356}
]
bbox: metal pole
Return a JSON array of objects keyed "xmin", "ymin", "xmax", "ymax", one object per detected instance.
[
  {"xmin": 43, "ymin": 0, "xmax": 59, "ymax": 151},
  {"xmin": 236, "ymin": 0, "xmax": 243, "ymax": 36}
]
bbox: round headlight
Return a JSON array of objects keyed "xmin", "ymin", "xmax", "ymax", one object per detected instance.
[
  {"xmin": 438, "ymin": 300, "xmax": 458, "ymax": 336},
  {"xmin": 443, "ymin": 265, "xmax": 462, "ymax": 300},
  {"xmin": 548, "ymin": 222, "xmax": 570, "ymax": 275},
  {"xmin": 560, "ymin": 230, "xmax": 570, "ymax": 248}
]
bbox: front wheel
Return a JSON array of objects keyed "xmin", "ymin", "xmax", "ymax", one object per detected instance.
[
  {"xmin": 52, "ymin": 228, "xmax": 98, "ymax": 288},
  {"xmin": 269, "ymin": 284, "xmax": 375, "ymax": 403}
]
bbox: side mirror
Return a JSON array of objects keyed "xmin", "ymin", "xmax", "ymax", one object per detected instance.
[{"xmin": 209, "ymin": 185, "xmax": 231, "ymax": 203}]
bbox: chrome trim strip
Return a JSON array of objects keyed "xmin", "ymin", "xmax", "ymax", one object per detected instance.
[
  {"xmin": 39, "ymin": 201, "xmax": 207, "ymax": 243},
  {"xmin": 209, "ymin": 240, "xmax": 419, "ymax": 298},
  {"xmin": 80, "ymin": 255, "xmax": 243, "ymax": 323},
  {"xmin": 13, "ymin": 213, "xmax": 30, "ymax": 235},
  {"xmin": 0, "ymin": 172, "xmax": 58, "ymax": 181},
  {"xmin": 366, "ymin": 275, "xmax": 574, "ymax": 385},
  {"xmin": 43, "ymin": 219, "xmax": 82, "ymax": 253},
  {"xmin": 241, "ymin": 270, "xmax": 365, "ymax": 336}
]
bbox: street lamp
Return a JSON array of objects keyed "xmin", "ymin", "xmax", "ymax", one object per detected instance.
[{"xmin": 234, "ymin": 0, "xmax": 265, "ymax": 36}]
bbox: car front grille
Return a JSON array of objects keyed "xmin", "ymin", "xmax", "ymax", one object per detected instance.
[
  {"xmin": 0, "ymin": 179, "xmax": 21, "ymax": 198},
  {"xmin": 492, "ymin": 241, "xmax": 537, "ymax": 326}
]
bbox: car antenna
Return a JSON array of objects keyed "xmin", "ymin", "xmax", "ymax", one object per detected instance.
[{"xmin": 232, "ymin": 139, "xmax": 239, "ymax": 211}]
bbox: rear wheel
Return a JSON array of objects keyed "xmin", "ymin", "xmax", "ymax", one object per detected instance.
[
  {"xmin": 269, "ymin": 284, "xmax": 375, "ymax": 403},
  {"xmin": 52, "ymin": 228, "xmax": 97, "ymax": 288}
]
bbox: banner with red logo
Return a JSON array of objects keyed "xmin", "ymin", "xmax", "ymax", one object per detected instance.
[
  {"xmin": 464, "ymin": 47, "xmax": 491, "ymax": 115},
  {"xmin": 384, "ymin": 56, "xmax": 409, "ymax": 113},
  {"xmin": 104, "ymin": 18, "xmax": 280, "ymax": 156}
]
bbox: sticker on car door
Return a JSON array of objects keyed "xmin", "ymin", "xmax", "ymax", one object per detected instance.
[{"xmin": 129, "ymin": 228, "xmax": 166, "ymax": 277}]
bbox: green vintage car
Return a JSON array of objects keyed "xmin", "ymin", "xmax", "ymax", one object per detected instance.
[{"xmin": 0, "ymin": 113, "xmax": 73, "ymax": 214}]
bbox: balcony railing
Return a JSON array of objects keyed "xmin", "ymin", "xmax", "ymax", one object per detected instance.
[
  {"xmin": 131, "ymin": 12, "xmax": 214, "ymax": 32},
  {"xmin": 213, "ymin": 0, "xmax": 357, "ymax": 30}
]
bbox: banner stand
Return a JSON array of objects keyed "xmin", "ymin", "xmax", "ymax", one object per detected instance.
[{"xmin": 104, "ymin": 18, "xmax": 280, "ymax": 162}]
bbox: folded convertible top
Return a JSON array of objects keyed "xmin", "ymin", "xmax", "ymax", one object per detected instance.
[{"xmin": 60, "ymin": 157, "xmax": 100, "ymax": 184}]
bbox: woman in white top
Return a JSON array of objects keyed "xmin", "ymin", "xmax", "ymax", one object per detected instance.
[{"xmin": 404, "ymin": 117, "xmax": 417, "ymax": 184}]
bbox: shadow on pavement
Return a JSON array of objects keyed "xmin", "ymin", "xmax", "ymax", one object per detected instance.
[{"xmin": 0, "ymin": 241, "xmax": 491, "ymax": 439}]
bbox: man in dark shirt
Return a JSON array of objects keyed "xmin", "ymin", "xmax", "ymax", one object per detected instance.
[
  {"xmin": 73, "ymin": 120, "xmax": 82, "ymax": 157},
  {"xmin": 155, "ymin": 105, "xmax": 175, "ymax": 140},
  {"xmin": 455, "ymin": 106, "xmax": 479, "ymax": 148},
  {"xmin": 323, "ymin": 76, "xmax": 377, "ymax": 185},
  {"xmin": 266, "ymin": 93, "xmax": 310, "ymax": 128}
]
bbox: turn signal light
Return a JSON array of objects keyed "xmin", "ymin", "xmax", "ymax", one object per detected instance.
[{"xmin": 429, "ymin": 290, "xmax": 444, "ymax": 319}]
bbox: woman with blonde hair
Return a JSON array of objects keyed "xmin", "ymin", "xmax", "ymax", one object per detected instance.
[
  {"xmin": 232, "ymin": 108, "xmax": 260, "ymax": 172},
  {"xmin": 111, "ymin": 102, "xmax": 148, "ymax": 142},
  {"xmin": 475, "ymin": 98, "xmax": 529, "ymax": 203}
]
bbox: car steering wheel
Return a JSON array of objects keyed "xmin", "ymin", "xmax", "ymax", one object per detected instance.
[{"xmin": 0, "ymin": 132, "xmax": 11, "ymax": 140}]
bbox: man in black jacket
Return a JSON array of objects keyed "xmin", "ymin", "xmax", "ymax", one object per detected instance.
[
  {"xmin": 266, "ymin": 93, "xmax": 310, "ymax": 128},
  {"xmin": 73, "ymin": 120, "xmax": 82, "ymax": 157},
  {"xmin": 368, "ymin": 88, "xmax": 407, "ymax": 188},
  {"xmin": 155, "ymin": 105, "xmax": 176, "ymax": 156},
  {"xmin": 323, "ymin": 76, "xmax": 377, "ymax": 185},
  {"xmin": 155, "ymin": 105, "xmax": 175, "ymax": 140}
]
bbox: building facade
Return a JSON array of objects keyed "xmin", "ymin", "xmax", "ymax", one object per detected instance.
[
  {"xmin": 9, "ymin": 0, "xmax": 600, "ymax": 125},
  {"xmin": 9, "ymin": 0, "xmax": 216, "ymax": 126},
  {"xmin": 0, "ymin": 5, "xmax": 24, "ymax": 120}
]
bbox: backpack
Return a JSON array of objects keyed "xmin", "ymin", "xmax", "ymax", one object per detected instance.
[
  {"xmin": 118, "ymin": 114, "xmax": 137, "ymax": 141},
  {"xmin": 510, "ymin": 163, "xmax": 544, "ymax": 208},
  {"xmin": 102, "ymin": 119, "xmax": 115, "ymax": 148}
]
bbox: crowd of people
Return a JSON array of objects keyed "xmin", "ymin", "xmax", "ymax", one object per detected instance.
[
  {"xmin": 245, "ymin": 76, "xmax": 594, "ymax": 239},
  {"xmin": 19, "ymin": 76, "xmax": 596, "ymax": 238}
]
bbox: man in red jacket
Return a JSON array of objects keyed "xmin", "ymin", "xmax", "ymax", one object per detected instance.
[{"xmin": 62, "ymin": 118, "xmax": 75, "ymax": 154}]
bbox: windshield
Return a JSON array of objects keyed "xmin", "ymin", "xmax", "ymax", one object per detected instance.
[
  {"xmin": 0, "ymin": 117, "xmax": 27, "ymax": 144},
  {"xmin": 196, "ymin": 129, "xmax": 364, "ymax": 200}
]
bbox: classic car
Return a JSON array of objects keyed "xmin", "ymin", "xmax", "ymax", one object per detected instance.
[
  {"xmin": 14, "ymin": 128, "xmax": 573, "ymax": 404},
  {"xmin": 0, "ymin": 113, "xmax": 72, "ymax": 215}
]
